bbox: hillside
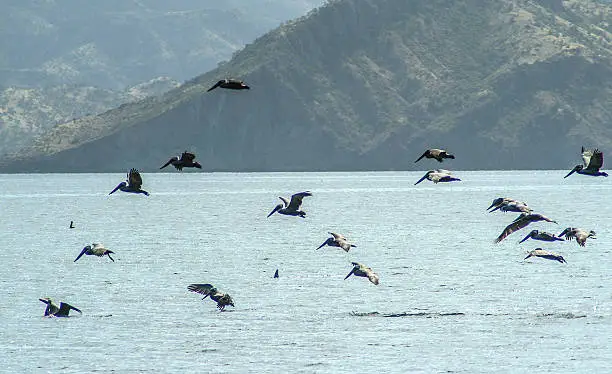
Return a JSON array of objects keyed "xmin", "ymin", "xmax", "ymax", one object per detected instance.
[{"xmin": 4, "ymin": 0, "xmax": 612, "ymax": 172}]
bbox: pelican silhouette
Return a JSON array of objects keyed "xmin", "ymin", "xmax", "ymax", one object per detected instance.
[
  {"xmin": 74, "ymin": 243, "xmax": 115, "ymax": 262},
  {"xmin": 187, "ymin": 284, "xmax": 234, "ymax": 311},
  {"xmin": 524, "ymin": 248, "xmax": 567, "ymax": 263},
  {"xmin": 207, "ymin": 79, "xmax": 250, "ymax": 92},
  {"xmin": 109, "ymin": 169, "xmax": 149, "ymax": 196},
  {"xmin": 414, "ymin": 169, "xmax": 460, "ymax": 185},
  {"xmin": 494, "ymin": 213, "xmax": 557, "ymax": 243},
  {"xmin": 316, "ymin": 232, "xmax": 356, "ymax": 252},
  {"xmin": 39, "ymin": 298, "xmax": 82, "ymax": 317},
  {"xmin": 69, "ymin": 221, "xmax": 75, "ymax": 229},
  {"xmin": 564, "ymin": 147, "xmax": 608, "ymax": 178},
  {"xmin": 519, "ymin": 230, "xmax": 564, "ymax": 243},
  {"xmin": 267, "ymin": 191, "xmax": 312, "ymax": 218},
  {"xmin": 344, "ymin": 262, "xmax": 379, "ymax": 285},
  {"xmin": 160, "ymin": 151, "xmax": 202, "ymax": 171},
  {"xmin": 558, "ymin": 227, "xmax": 596, "ymax": 247},
  {"xmin": 414, "ymin": 149, "xmax": 455, "ymax": 163},
  {"xmin": 274, "ymin": 269, "xmax": 279, "ymax": 278}
]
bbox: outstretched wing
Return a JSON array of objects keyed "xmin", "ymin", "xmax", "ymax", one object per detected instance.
[
  {"xmin": 494, "ymin": 217, "xmax": 532, "ymax": 243},
  {"xmin": 287, "ymin": 191, "xmax": 312, "ymax": 211},
  {"xmin": 207, "ymin": 80, "xmax": 224, "ymax": 92},
  {"xmin": 586, "ymin": 149, "xmax": 604, "ymax": 171},
  {"xmin": 188, "ymin": 283, "xmax": 216, "ymax": 298},
  {"xmin": 128, "ymin": 169, "xmax": 143, "ymax": 189},
  {"xmin": 180, "ymin": 152, "xmax": 196, "ymax": 163},
  {"xmin": 59, "ymin": 302, "xmax": 82, "ymax": 316}
]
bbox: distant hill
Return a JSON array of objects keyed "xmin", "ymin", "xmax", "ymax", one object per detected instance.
[{"xmin": 3, "ymin": 0, "xmax": 612, "ymax": 172}]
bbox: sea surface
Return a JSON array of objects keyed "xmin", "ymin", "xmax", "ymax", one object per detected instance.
[{"xmin": 1, "ymin": 171, "xmax": 610, "ymax": 373}]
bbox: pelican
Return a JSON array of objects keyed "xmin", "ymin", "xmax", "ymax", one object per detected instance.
[
  {"xmin": 488, "ymin": 200, "xmax": 532, "ymax": 214},
  {"xmin": 519, "ymin": 230, "xmax": 564, "ymax": 243},
  {"xmin": 414, "ymin": 169, "xmax": 461, "ymax": 185},
  {"xmin": 344, "ymin": 262, "xmax": 379, "ymax": 285},
  {"xmin": 74, "ymin": 243, "xmax": 115, "ymax": 262},
  {"xmin": 564, "ymin": 147, "xmax": 608, "ymax": 178},
  {"xmin": 414, "ymin": 149, "xmax": 455, "ymax": 163},
  {"xmin": 39, "ymin": 298, "xmax": 82, "ymax": 317},
  {"xmin": 316, "ymin": 232, "xmax": 356, "ymax": 252},
  {"xmin": 69, "ymin": 221, "xmax": 75, "ymax": 229},
  {"xmin": 524, "ymin": 248, "xmax": 567, "ymax": 263},
  {"xmin": 109, "ymin": 169, "xmax": 149, "ymax": 196},
  {"xmin": 558, "ymin": 227, "xmax": 596, "ymax": 247},
  {"xmin": 267, "ymin": 191, "xmax": 312, "ymax": 218},
  {"xmin": 160, "ymin": 151, "xmax": 202, "ymax": 171},
  {"xmin": 494, "ymin": 213, "xmax": 557, "ymax": 243},
  {"xmin": 207, "ymin": 79, "xmax": 250, "ymax": 92},
  {"xmin": 187, "ymin": 284, "xmax": 234, "ymax": 311}
]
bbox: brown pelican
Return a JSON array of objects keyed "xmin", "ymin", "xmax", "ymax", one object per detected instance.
[
  {"xmin": 558, "ymin": 227, "xmax": 596, "ymax": 247},
  {"xmin": 207, "ymin": 79, "xmax": 250, "ymax": 92},
  {"xmin": 414, "ymin": 169, "xmax": 461, "ymax": 185},
  {"xmin": 524, "ymin": 248, "xmax": 567, "ymax": 263},
  {"xmin": 564, "ymin": 147, "xmax": 608, "ymax": 178},
  {"xmin": 494, "ymin": 213, "xmax": 557, "ymax": 243},
  {"xmin": 316, "ymin": 232, "xmax": 356, "ymax": 252},
  {"xmin": 187, "ymin": 284, "xmax": 234, "ymax": 311},
  {"xmin": 414, "ymin": 149, "xmax": 455, "ymax": 163},
  {"xmin": 74, "ymin": 243, "xmax": 115, "ymax": 262},
  {"xmin": 39, "ymin": 298, "xmax": 82, "ymax": 317},
  {"xmin": 160, "ymin": 151, "xmax": 202, "ymax": 171},
  {"xmin": 519, "ymin": 230, "xmax": 564, "ymax": 243},
  {"xmin": 488, "ymin": 200, "xmax": 532, "ymax": 214},
  {"xmin": 69, "ymin": 221, "xmax": 75, "ymax": 229},
  {"xmin": 109, "ymin": 169, "xmax": 149, "ymax": 196},
  {"xmin": 344, "ymin": 262, "xmax": 380, "ymax": 285},
  {"xmin": 267, "ymin": 191, "xmax": 312, "ymax": 218}
]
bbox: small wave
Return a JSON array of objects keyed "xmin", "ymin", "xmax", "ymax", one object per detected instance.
[
  {"xmin": 535, "ymin": 312, "xmax": 586, "ymax": 319},
  {"xmin": 350, "ymin": 311, "xmax": 465, "ymax": 318}
]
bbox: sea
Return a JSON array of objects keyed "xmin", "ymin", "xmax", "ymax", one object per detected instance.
[{"xmin": 1, "ymin": 171, "xmax": 610, "ymax": 373}]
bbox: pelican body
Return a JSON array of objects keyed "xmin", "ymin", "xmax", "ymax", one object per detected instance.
[
  {"xmin": 558, "ymin": 227, "xmax": 596, "ymax": 247},
  {"xmin": 519, "ymin": 230, "xmax": 564, "ymax": 243},
  {"xmin": 74, "ymin": 243, "xmax": 115, "ymax": 262},
  {"xmin": 414, "ymin": 169, "xmax": 461, "ymax": 185},
  {"xmin": 39, "ymin": 298, "xmax": 82, "ymax": 317},
  {"xmin": 344, "ymin": 262, "xmax": 379, "ymax": 285},
  {"xmin": 160, "ymin": 151, "xmax": 202, "ymax": 171},
  {"xmin": 494, "ymin": 213, "xmax": 557, "ymax": 243},
  {"xmin": 414, "ymin": 149, "xmax": 455, "ymax": 163},
  {"xmin": 564, "ymin": 147, "xmax": 608, "ymax": 178},
  {"xmin": 317, "ymin": 232, "xmax": 356, "ymax": 252},
  {"xmin": 524, "ymin": 249, "xmax": 566, "ymax": 263},
  {"xmin": 109, "ymin": 169, "xmax": 149, "ymax": 196},
  {"xmin": 188, "ymin": 284, "xmax": 234, "ymax": 311},
  {"xmin": 207, "ymin": 79, "xmax": 250, "ymax": 92},
  {"xmin": 267, "ymin": 191, "xmax": 312, "ymax": 218}
]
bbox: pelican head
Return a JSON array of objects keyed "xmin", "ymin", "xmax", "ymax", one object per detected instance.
[
  {"xmin": 564, "ymin": 165, "xmax": 582, "ymax": 178},
  {"xmin": 109, "ymin": 182, "xmax": 127, "ymax": 195},
  {"xmin": 39, "ymin": 297, "xmax": 51, "ymax": 304},
  {"xmin": 487, "ymin": 198, "xmax": 504, "ymax": 211},
  {"xmin": 193, "ymin": 162, "xmax": 202, "ymax": 169}
]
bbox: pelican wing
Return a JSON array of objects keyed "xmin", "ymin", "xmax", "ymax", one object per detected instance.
[
  {"xmin": 59, "ymin": 302, "xmax": 82, "ymax": 316},
  {"xmin": 128, "ymin": 169, "xmax": 143, "ymax": 189},
  {"xmin": 160, "ymin": 156, "xmax": 178, "ymax": 169},
  {"xmin": 287, "ymin": 191, "xmax": 312, "ymax": 211},
  {"xmin": 495, "ymin": 216, "xmax": 532, "ymax": 243},
  {"xmin": 581, "ymin": 147, "xmax": 593, "ymax": 168},
  {"xmin": 180, "ymin": 151, "xmax": 196, "ymax": 163},
  {"xmin": 586, "ymin": 149, "xmax": 604, "ymax": 171},
  {"xmin": 188, "ymin": 283, "xmax": 216, "ymax": 298}
]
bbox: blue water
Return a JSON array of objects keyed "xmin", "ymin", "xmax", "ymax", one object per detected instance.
[{"xmin": 1, "ymin": 171, "xmax": 610, "ymax": 373}]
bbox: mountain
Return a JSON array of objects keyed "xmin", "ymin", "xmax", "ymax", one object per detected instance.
[{"xmin": 3, "ymin": 0, "xmax": 612, "ymax": 172}]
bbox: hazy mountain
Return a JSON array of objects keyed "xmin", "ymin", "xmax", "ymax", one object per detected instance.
[{"xmin": 3, "ymin": 0, "xmax": 611, "ymax": 172}]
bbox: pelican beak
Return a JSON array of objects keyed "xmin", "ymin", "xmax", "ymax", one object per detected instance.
[
  {"xmin": 109, "ymin": 184, "xmax": 122, "ymax": 195},
  {"xmin": 39, "ymin": 298, "xmax": 49, "ymax": 304},
  {"xmin": 518, "ymin": 235, "xmax": 530, "ymax": 244},
  {"xmin": 74, "ymin": 247, "xmax": 88, "ymax": 262},
  {"xmin": 564, "ymin": 168, "xmax": 577, "ymax": 178},
  {"xmin": 316, "ymin": 241, "xmax": 327, "ymax": 250},
  {"xmin": 267, "ymin": 204, "xmax": 282, "ymax": 218},
  {"xmin": 414, "ymin": 174, "xmax": 428, "ymax": 185},
  {"xmin": 344, "ymin": 268, "xmax": 356, "ymax": 280}
]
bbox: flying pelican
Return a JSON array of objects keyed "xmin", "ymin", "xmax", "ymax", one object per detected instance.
[
  {"xmin": 414, "ymin": 169, "xmax": 461, "ymax": 185},
  {"xmin": 160, "ymin": 151, "xmax": 202, "ymax": 171},
  {"xmin": 558, "ymin": 227, "xmax": 596, "ymax": 247},
  {"xmin": 524, "ymin": 248, "xmax": 567, "ymax": 263},
  {"xmin": 488, "ymin": 200, "xmax": 532, "ymax": 214},
  {"xmin": 494, "ymin": 213, "xmax": 557, "ymax": 243},
  {"xmin": 519, "ymin": 230, "xmax": 564, "ymax": 243},
  {"xmin": 344, "ymin": 262, "xmax": 380, "ymax": 285},
  {"xmin": 316, "ymin": 232, "xmax": 356, "ymax": 252},
  {"xmin": 187, "ymin": 284, "xmax": 235, "ymax": 311},
  {"xmin": 69, "ymin": 221, "xmax": 75, "ymax": 229},
  {"xmin": 564, "ymin": 147, "xmax": 608, "ymax": 178},
  {"xmin": 207, "ymin": 79, "xmax": 250, "ymax": 92},
  {"xmin": 74, "ymin": 243, "xmax": 115, "ymax": 262},
  {"xmin": 267, "ymin": 191, "xmax": 312, "ymax": 218},
  {"xmin": 39, "ymin": 298, "xmax": 82, "ymax": 317},
  {"xmin": 414, "ymin": 149, "xmax": 455, "ymax": 163},
  {"xmin": 109, "ymin": 169, "xmax": 149, "ymax": 196}
]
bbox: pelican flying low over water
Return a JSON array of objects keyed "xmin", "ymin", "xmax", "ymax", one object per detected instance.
[
  {"xmin": 414, "ymin": 169, "xmax": 461, "ymax": 185},
  {"xmin": 109, "ymin": 169, "xmax": 149, "ymax": 196},
  {"xmin": 519, "ymin": 230, "xmax": 564, "ymax": 243},
  {"xmin": 74, "ymin": 243, "xmax": 115, "ymax": 262},
  {"xmin": 344, "ymin": 262, "xmax": 379, "ymax": 285},
  {"xmin": 414, "ymin": 149, "xmax": 455, "ymax": 163},
  {"xmin": 39, "ymin": 298, "xmax": 82, "ymax": 317},
  {"xmin": 494, "ymin": 213, "xmax": 557, "ymax": 243},
  {"xmin": 524, "ymin": 248, "xmax": 567, "ymax": 263},
  {"xmin": 267, "ymin": 191, "xmax": 312, "ymax": 218},
  {"xmin": 564, "ymin": 147, "xmax": 608, "ymax": 178},
  {"xmin": 317, "ymin": 232, "xmax": 356, "ymax": 252},
  {"xmin": 188, "ymin": 284, "xmax": 235, "ymax": 311},
  {"xmin": 558, "ymin": 227, "xmax": 596, "ymax": 247},
  {"xmin": 160, "ymin": 151, "xmax": 202, "ymax": 171},
  {"xmin": 207, "ymin": 78, "xmax": 250, "ymax": 92}
]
